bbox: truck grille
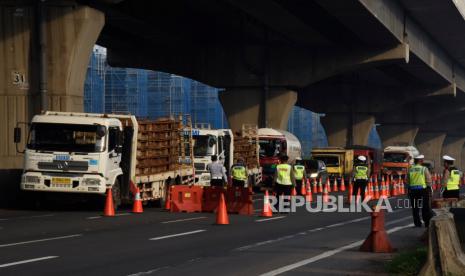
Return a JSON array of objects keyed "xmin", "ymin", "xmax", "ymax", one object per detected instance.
[
  {"xmin": 38, "ymin": 160, "xmax": 89, "ymax": 171},
  {"xmin": 194, "ymin": 163, "xmax": 205, "ymax": 172}
]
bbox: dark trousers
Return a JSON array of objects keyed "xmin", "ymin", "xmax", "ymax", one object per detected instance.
[
  {"xmin": 232, "ymin": 179, "xmax": 245, "ymax": 187},
  {"xmin": 210, "ymin": 179, "xmax": 224, "ymax": 187},
  {"xmin": 443, "ymin": 189, "xmax": 460, "ymax": 199},
  {"xmin": 408, "ymin": 188, "xmax": 432, "ymax": 227},
  {"xmin": 274, "ymin": 184, "xmax": 293, "ymax": 211},
  {"xmin": 295, "ymin": 179, "xmax": 304, "ymax": 195},
  {"xmin": 353, "ymin": 179, "xmax": 368, "ymax": 201}
]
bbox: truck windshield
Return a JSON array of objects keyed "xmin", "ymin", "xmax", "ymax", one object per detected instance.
[
  {"xmin": 27, "ymin": 123, "xmax": 105, "ymax": 152},
  {"xmin": 192, "ymin": 135, "xmax": 216, "ymax": 157},
  {"xmin": 313, "ymin": 156, "xmax": 339, "ymax": 167},
  {"xmin": 383, "ymin": 152, "xmax": 408, "ymax": 163},
  {"xmin": 259, "ymin": 139, "xmax": 282, "ymax": 157}
]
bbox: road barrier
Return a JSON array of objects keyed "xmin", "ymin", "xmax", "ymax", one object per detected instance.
[
  {"xmin": 170, "ymin": 185, "xmax": 203, "ymax": 213},
  {"xmin": 202, "ymin": 186, "xmax": 224, "ymax": 212},
  {"xmin": 226, "ymin": 186, "xmax": 254, "ymax": 215}
]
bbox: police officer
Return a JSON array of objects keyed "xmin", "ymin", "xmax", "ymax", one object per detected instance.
[
  {"xmin": 207, "ymin": 155, "xmax": 227, "ymax": 187},
  {"xmin": 231, "ymin": 157, "xmax": 247, "ymax": 187},
  {"xmin": 352, "ymin": 156, "xmax": 369, "ymax": 201},
  {"xmin": 406, "ymin": 154, "xmax": 432, "ymax": 227},
  {"xmin": 293, "ymin": 158, "xmax": 306, "ymax": 195},
  {"xmin": 274, "ymin": 155, "xmax": 295, "ymax": 196},
  {"xmin": 442, "ymin": 155, "xmax": 461, "ymax": 199}
]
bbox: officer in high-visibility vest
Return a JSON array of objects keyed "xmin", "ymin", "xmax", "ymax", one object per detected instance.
[
  {"xmin": 406, "ymin": 154, "xmax": 432, "ymax": 227},
  {"xmin": 274, "ymin": 154, "xmax": 295, "ymax": 196},
  {"xmin": 231, "ymin": 157, "xmax": 248, "ymax": 187},
  {"xmin": 293, "ymin": 157, "xmax": 306, "ymax": 195},
  {"xmin": 442, "ymin": 155, "xmax": 461, "ymax": 199},
  {"xmin": 352, "ymin": 156, "xmax": 369, "ymax": 201}
]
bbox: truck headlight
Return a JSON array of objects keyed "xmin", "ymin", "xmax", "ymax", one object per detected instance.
[
  {"xmin": 25, "ymin": 175, "xmax": 40, "ymax": 184},
  {"xmin": 82, "ymin": 178, "xmax": 101, "ymax": 186},
  {"xmin": 310, "ymin": 173, "xmax": 318, "ymax": 178}
]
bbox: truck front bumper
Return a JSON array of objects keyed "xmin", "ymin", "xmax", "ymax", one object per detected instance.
[{"xmin": 20, "ymin": 172, "xmax": 107, "ymax": 195}]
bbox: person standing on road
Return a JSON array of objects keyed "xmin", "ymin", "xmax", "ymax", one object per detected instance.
[
  {"xmin": 441, "ymin": 155, "xmax": 461, "ymax": 199},
  {"xmin": 406, "ymin": 154, "xmax": 432, "ymax": 227},
  {"xmin": 293, "ymin": 157, "xmax": 306, "ymax": 195},
  {"xmin": 352, "ymin": 156, "xmax": 369, "ymax": 202},
  {"xmin": 274, "ymin": 155, "xmax": 295, "ymax": 196},
  {"xmin": 207, "ymin": 155, "xmax": 227, "ymax": 187},
  {"xmin": 231, "ymin": 157, "xmax": 248, "ymax": 187}
]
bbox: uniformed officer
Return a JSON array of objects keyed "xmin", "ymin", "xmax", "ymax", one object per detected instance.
[
  {"xmin": 352, "ymin": 156, "xmax": 369, "ymax": 201},
  {"xmin": 231, "ymin": 157, "xmax": 248, "ymax": 187},
  {"xmin": 274, "ymin": 155, "xmax": 295, "ymax": 196},
  {"xmin": 406, "ymin": 154, "xmax": 432, "ymax": 227},
  {"xmin": 293, "ymin": 157, "xmax": 306, "ymax": 195},
  {"xmin": 442, "ymin": 155, "xmax": 461, "ymax": 199},
  {"xmin": 207, "ymin": 155, "xmax": 228, "ymax": 187}
]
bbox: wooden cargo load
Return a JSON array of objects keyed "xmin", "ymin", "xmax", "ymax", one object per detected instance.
[{"xmin": 233, "ymin": 124, "xmax": 260, "ymax": 169}]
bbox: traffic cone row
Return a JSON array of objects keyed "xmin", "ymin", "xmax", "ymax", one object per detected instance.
[{"xmin": 305, "ymin": 181, "xmax": 313, "ymax": 203}]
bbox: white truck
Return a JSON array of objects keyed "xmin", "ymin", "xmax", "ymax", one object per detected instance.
[
  {"xmin": 16, "ymin": 111, "xmax": 194, "ymax": 207},
  {"xmin": 191, "ymin": 125, "xmax": 262, "ymax": 187}
]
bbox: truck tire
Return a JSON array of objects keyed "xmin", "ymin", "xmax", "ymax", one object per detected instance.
[{"xmin": 112, "ymin": 179, "xmax": 122, "ymax": 209}]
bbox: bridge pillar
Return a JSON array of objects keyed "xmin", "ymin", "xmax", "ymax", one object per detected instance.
[
  {"xmin": 0, "ymin": 2, "xmax": 103, "ymax": 206},
  {"xmin": 414, "ymin": 131, "xmax": 446, "ymax": 173},
  {"xmin": 377, "ymin": 124, "xmax": 419, "ymax": 147},
  {"xmin": 320, "ymin": 113, "xmax": 374, "ymax": 147},
  {"xmin": 219, "ymin": 88, "xmax": 297, "ymax": 131},
  {"xmin": 441, "ymin": 136, "xmax": 465, "ymax": 171}
]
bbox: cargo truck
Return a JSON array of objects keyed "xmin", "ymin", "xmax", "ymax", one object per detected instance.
[
  {"xmin": 191, "ymin": 124, "xmax": 262, "ymax": 187},
  {"xmin": 258, "ymin": 128, "xmax": 302, "ymax": 187},
  {"xmin": 15, "ymin": 111, "xmax": 194, "ymax": 207},
  {"xmin": 382, "ymin": 146, "xmax": 419, "ymax": 178}
]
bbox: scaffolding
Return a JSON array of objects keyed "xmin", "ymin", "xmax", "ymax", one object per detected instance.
[{"xmin": 84, "ymin": 47, "xmax": 106, "ymax": 113}]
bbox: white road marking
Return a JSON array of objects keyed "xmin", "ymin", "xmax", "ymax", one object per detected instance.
[
  {"xmin": 0, "ymin": 256, "xmax": 59, "ymax": 268},
  {"xmin": 86, "ymin": 216, "xmax": 101, "ymax": 220},
  {"xmin": 385, "ymin": 216, "xmax": 411, "ymax": 226},
  {"xmin": 86, "ymin": 213, "xmax": 130, "ymax": 220},
  {"xmin": 149, "ymin": 230, "xmax": 206, "ymax": 241},
  {"xmin": 259, "ymin": 223, "xmax": 414, "ymax": 276},
  {"xmin": 161, "ymin": 217, "xmax": 207, "ymax": 224},
  {"xmin": 0, "ymin": 234, "xmax": 82, "ymax": 248},
  {"xmin": 255, "ymin": 216, "xmax": 286, "ymax": 222},
  {"xmin": 253, "ymin": 198, "xmax": 264, "ymax": 202}
]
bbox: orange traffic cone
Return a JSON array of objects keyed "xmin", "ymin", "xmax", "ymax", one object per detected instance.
[
  {"xmin": 132, "ymin": 188, "xmax": 144, "ymax": 213},
  {"xmin": 301, "ymin": 181, "xmax": 307, "ymax": 196},
  {"xmin": 164, "ymin": 185, "xmax": 171, "ymax": 210},
  {"xmin": 340, "ymin": 177, "xmax": 346, "ymax": 191},
  {"xmin": 348, "ymin": 180, "xmax": 353, "ymax": 203},
  {"xmin": 400, "ymin": 178, "xmax": 405, "ymax": 195},
  {"xmin": 104, "ymin": 188, "xmax": 115, "ymax": 217},
  {"xmin": 261, "ymin": 190, "xmax": 273, "ymax": 217},
  {"xmin": 326, "ymin": 178, "xmax": 332, "ymax": 193},
  {"xmin": 305, "ymin": 181, "xmax": 313, "ymax": 203},
  {"xmin": 360, "ymin": 209, "xmax": 394, "ymax": 253},
  {"xmin": 386, "ymin": 176, "xmax": 391, "ymax": 197},
  {"xmin": 318, "ymin": 178, "xmax": 323, "ymax": 193},
  {"xmin": 374, "ymin": 180, "xmax": 380, "ymax": 199},
  {"xmin": 311, "ymin": 179, "xmax": 317, "ymax": 194},
  {"xmin": 333, "ymin": 178, "xmax": 338, "ymax": 192},
  {"xmin": 391, "ymin": 179, "xmax": 398, "ymax": 197},
  {"xmin": 291, "ymin": 186, "xmax": 297, "ymax": 196},
  {"xmin": 322, "ymin": 184, "xmax": 329, "ymax": 203},
  {"xmin": 216, "ymin": 193, "xmax": 229, "ymax": 225}
]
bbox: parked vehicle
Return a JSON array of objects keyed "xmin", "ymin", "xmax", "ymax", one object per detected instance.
[
  {"xmin": 258, "ymin": 128, "xmax": 302, "ymax": 187},
  {"xmin": 16, "ymin": 111, "xmax": 195, "ymax": 207},
  {"xmin": 191, "ymin": 124, "xmax": 261, "ymax": 187},
  {"xmin": 303, "ymin": 159, "xmax": 328, "ymax": 184},
  {"xmin": 383, "ymin": 146, "xmax": 419, "ymax": 178}
]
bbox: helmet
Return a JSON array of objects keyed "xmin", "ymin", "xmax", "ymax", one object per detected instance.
[{"xmin": 357, "ymin": 156, "xmax": 367, "ymax": 162}]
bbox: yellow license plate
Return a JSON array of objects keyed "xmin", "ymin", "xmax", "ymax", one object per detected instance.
[{"xmin": 51, "ymin": 177, "xmax": 71, "ymax": 185}]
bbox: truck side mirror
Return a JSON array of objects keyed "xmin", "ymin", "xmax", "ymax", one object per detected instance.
[
  {"xmin": 115, "ymin": 146, "xmax": 123, "ymax": 154},
  {"xmin": 14, "ymin": 127, "xmax": 21, "ymax": 143}
]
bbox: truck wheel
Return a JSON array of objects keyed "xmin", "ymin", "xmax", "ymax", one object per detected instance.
[{"xmin": 112, "ymin": 179, "xmax": 122, "ymax": 209}]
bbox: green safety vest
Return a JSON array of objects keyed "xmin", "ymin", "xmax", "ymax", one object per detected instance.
[
  {"xmin": 354, "ymin": 166, "xmax": 368, "ymax": 180},
  {"xmin": 447, "ymin": 170, "xmax": 460, "ymax": 191},
  {"xmin": 276, "ymin": 164, "xmax": 292, "ymax": 185},
  {"xmin": 231, "ymin": 165, "xmax": 247, "ymax": 181},
  {"xmin": 293, "ymin": 165, "xmax": 305, "ymax": 180},
  {"xmin": 408, "ymin": 164, "xmax": 426, "ymax": 188}
]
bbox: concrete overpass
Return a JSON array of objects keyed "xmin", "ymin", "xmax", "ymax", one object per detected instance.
[{"xmin": 2, "ymin": 0, "xmax": 465, "ymax": 178}]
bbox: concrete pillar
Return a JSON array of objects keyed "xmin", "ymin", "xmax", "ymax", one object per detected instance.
[
  {"xmin": 377, "ymin": 124, "xmax": 419, "ymax": 147},
  {"xmin": 0, "ymin": 3, "xmax": 104, "ymax": 170},
  {"xmin": 414, "ymin": 131, "xmax": 446, "ymax": 173},
  {"xmin": 219, "ymin": 88, "xmax": 297, "ymax": 131},
  {"xmin": 320, "ymin": 113, "xmax": 375, "ymax": 147},
  {"xmin": 461, "ymin": 147, "xmax": 465, "ymax": 172},
  {"xmin": 441, "ymin": 136, "xmax": 465, "ymax": 170}
]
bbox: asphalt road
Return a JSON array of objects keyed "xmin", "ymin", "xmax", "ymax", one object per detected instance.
[{"xmin": 0, "ymin": 192, "xmax": 426, "ymax": 276}]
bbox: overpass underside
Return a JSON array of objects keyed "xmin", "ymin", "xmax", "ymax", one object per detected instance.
[{"xmin": 2, "ymin": 0, "xmax": 465, "ymax": 172}]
